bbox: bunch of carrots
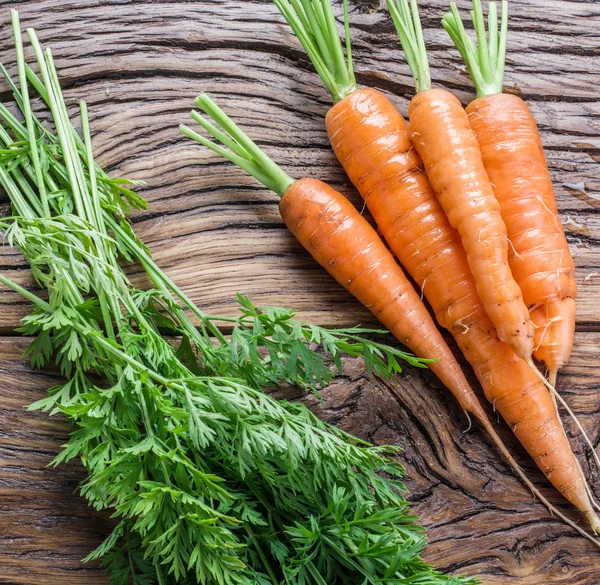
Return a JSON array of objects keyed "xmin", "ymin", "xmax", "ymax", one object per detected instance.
[{"xmin": 182, "ymin": 0, "xmax": 600, "ymax": 545}]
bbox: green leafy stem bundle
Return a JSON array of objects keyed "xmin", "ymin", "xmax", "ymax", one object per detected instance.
[{"xmin": 0, "ymin": 10, "xmax": 476, "ymax": 585}]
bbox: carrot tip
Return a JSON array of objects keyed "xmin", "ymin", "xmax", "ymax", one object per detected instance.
[{"xmin": 587, "ymin": 512, "xmax": 600, "ymax": 535}]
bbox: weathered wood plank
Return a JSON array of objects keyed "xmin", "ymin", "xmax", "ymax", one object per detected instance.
[
  {"xmin": 1, "ymin": 333, "xmax": 599, "ymax": 585},
  {"xmin": 0, "ymin": 0, "xmax": 597, "ymax": 331}
]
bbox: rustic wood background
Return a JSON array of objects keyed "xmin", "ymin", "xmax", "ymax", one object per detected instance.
[{"xmin": 0, "ymin": 0, "xmax": 599, "ymax": 583}]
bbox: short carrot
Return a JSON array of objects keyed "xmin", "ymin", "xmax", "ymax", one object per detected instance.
[
  {"xmin": 441, "ymin": 0, "xmax": 577, "ymax": 388},
  {"xmin": 272, "ymin": 0, "xmax": 600, "ymax": 538},
  {"xmin": 386, "ymin": 0, "xmax": 533, "ymax": 363},
  {"xmin": 181, "ymin": 93, "xmax": 600, "ymax": 541}
]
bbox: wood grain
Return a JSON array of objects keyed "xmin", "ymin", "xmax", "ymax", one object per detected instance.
[{"xmin": 0, "ymin": 0, "xmax": 599, "ymax": 583}]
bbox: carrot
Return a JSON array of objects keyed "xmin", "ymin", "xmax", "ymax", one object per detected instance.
[
  {"xmin": 383, "ymin": 0, "xmax": 532, "ymax": 364},
  {"xmin": 441, "ymin": 0, "xmax": 577, "ymax": 387},
  {"xmin": 181, "ymin": 93, "xmax": 600, "ymax": 540},
  {"xmin": 180, "ymin": 94, "xmax": 480, "ymax": 415}
]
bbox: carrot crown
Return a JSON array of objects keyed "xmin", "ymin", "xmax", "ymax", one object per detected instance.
[
  {"xmin": 442, "ymin": 0, "xmax": 508, "ymax": 97},
  {"xmin": 386, "ymin": 0, "xmax": 432, "ymax": 93},
  {"xmin": 181, "ymin": 94, "xmax": 295, "ymax": 197},
  {"xmin": 273, "ymin": 0, "xmax": 357, "ymax": 103}
]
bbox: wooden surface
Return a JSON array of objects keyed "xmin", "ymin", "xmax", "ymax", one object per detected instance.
[{"xmin": 0, "ymin": 0, "xmax": 599, "ymax": 583}]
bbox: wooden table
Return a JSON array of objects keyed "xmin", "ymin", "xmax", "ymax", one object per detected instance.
[{"xmin": 0, "ymin": 0, "xmax": 599, "ymax": 583}]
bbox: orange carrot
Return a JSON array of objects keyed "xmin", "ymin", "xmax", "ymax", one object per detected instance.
[
  {"xmin": 272, "ymin": 0, "xmax": 599, "ymax": 536},
  {"xmin": 442, "ymin": 0, "xmax": 577, "ymax": 385},
  {"xmin": 180, "ymin": 94, "xmax": 481, "ymax": 416},
  {"xmin": 181, "ymin": 93, "xmax": 600, "ymax": 540},
  {"xmin": 381, "ymin": 0, "xmax": 532, "ymax": 363}
]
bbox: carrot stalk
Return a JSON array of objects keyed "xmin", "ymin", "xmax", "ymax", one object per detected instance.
[
  {"xmin": 442, "ymin": 0, "xmax": 508, "ymax": 97},
  {"xmin": 272, "ymin": 0, "xmax": 356, "ymax": 102},
  {"xmin": 388, "ymin": 0, "xmax": 430, "ymax": 92}
]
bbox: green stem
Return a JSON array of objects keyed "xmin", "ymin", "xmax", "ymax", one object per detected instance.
[
  {"xmin": 80, "ymin": 100, "xmax": 124, "ymax": 342},
  {"xmin": 181, "ymin": 93, "xmax": 295, "ymax": 197},
  {"xmin": 442, "ymin": 0, "xmax": 508, "ymax": 97},
  {"xmin": 26, "ymin": 31, "xmax": 87, "ymax": 220},
  {"xmin": 0, "ymin": 272, "xmax": 51, "ymax": 311},
  {"xmin": 81, "ymin": 102, "xmax": 107, "ymax": 238},
  {"xmin": 306, "ymin": 561, "xmax": 328, "ymax": 585},
  {"xmin": 11, "ymin": 10, "xmax": 49, "ymax": 217},
  {"xmin": 273, "ymin": 0, "xmax": 357, "ymax": 103},
  {"xmin": 386, "ymin": 0, "xmax": 432, "ymax": 93},
  {"xmin": 244, "ymin": 525, "xmax": 279, "ymax": 584}
]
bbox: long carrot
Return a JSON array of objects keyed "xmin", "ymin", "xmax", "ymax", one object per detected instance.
[
  {"xmin": 441, "ymin": 0, "xmax": 576, "ymax": 389},
  {"xmin": 181, "ymin": 93, "xmax": 600, "ymax": 540},
  {"xmin": 383, "ymin": 0, "xmax": 532, "ymax": 364},
  {"xmin": 180, "ymin": 95, "xmax": 479, "ymax": 415}
]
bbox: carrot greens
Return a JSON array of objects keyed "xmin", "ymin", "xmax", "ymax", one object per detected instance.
[
  {"xmin": 441, "ymin": 0, "xmax": 508, "ymax": 97},
  {"xmin": 0, "ymin": 9, "xmax": 476, "ymax": 585},
  {"xmin": 272, "ymin": 0, "xmax": 356, "ymax": 103},
  {"xmin": 387, "ymin": 0, "xmax": 432, "ymax": 93}
]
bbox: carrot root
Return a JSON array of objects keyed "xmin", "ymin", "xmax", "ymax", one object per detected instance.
[
  {"xmin": 480, "ymin": 416, "xmax": 600, "ymax": 545},
  {"xmin": 527, "ymin": 358, "xmax": 600, "ymax": 478}
]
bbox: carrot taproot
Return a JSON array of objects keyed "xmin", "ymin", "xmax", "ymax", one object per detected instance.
[
  {"xmin": 442, "ymin": 0, "xmax": 577, "ymax": 385},
  {"xmin": 531, "ymin": 298, "xmax": 576, "ymax": 388},
  {"xmin": 180, "ymin": 94, "xmax": 479, "ymax": 415},
  {"xmin": 181, "ymin": 93, "xmax": 600, "ymax": 541},
  {"xmin": 383, "ymin": 0, "xmax": 532, "ymax": 363}
]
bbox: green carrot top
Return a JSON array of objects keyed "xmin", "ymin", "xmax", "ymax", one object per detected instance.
[
  {"xmin": 273, "ymin": 0, "xmax": 357, "ymax": 103},
  {"xmin": 180, "ymin": 94, "xmax": 295, "ymax": 197},
  {"xmin": 442, "ymin": 0, "xmax": 508, "ymax": 97},
  {"xmin": 386, "ymin": 0, "xmax": 432, "ymax": 93}
]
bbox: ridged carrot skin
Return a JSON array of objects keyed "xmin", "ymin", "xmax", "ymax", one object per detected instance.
[
  {"xmin": 325, "ymin": 87, "xmax": 597, "ymax": 527},
  {"xmin": 466, "ymin": 93, "xmax": 577, "ymax": 374},
  {"xmin": 531, "ymin": 298, "xmax": 576, "ymax": 377},
  {"xmin": 407, "ymin": 88, "xmax": 534, "ymax": 361},
  {"xmin": 280, "ymin": 176, "xmax": 482, "ymax": 416}
]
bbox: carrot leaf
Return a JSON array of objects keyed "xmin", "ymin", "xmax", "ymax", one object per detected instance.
[
  {"xmin": 442, "ymin": 0, "xmax": 508, "ymax": 97},
  {"xmin": 273, "ymin": 0, "xmax": 357, "ymax": 103},
  {"xmin": 386, "ymin": 0, "xmax": 432, "ymax": 93}
]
